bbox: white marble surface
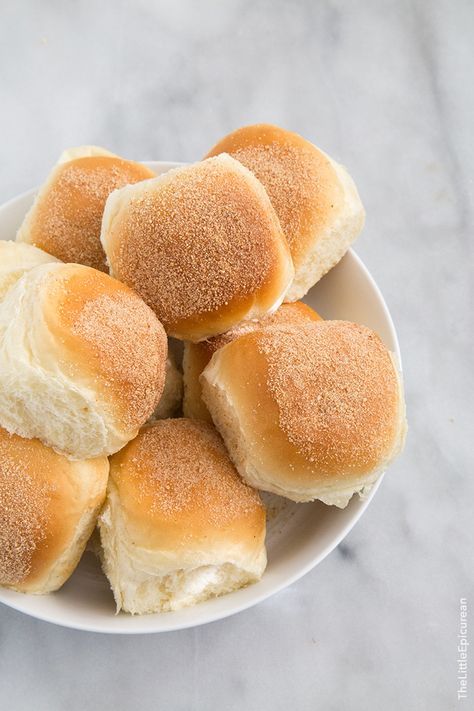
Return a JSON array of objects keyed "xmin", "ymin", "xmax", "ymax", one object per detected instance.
[{"xmin": 0, "ymin": 1, "xmax": 472, "ymax": 708}]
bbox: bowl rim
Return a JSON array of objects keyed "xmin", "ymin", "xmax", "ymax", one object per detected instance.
[{"xmin": 0, "ymin": 162, "xmax": 401, "ymax": 633}]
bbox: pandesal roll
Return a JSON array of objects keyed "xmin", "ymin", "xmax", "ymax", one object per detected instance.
[
  {"xmin": 0, "ymin": 427, "xmax": 108, "ymax": 594},
  {"xmin": 183, "ymin": 301, "xmax": 321, "ymax": 422},
  {"xmin": 0, "ymin": 263, "xmax": 167, "ymax": 459},
  {"xmin": 206, "ymin": 124, "xmax": 365, "ymax": 301},
  {"xmin": 100, "ymin": 154, "xmax": 294, "ymax": 341},
  {"xmin": 17, "ymin": 145, "xmax": 155, "ymax": 271},
  {"xmin": 201, "ymin": 320, "xmax": 406, "ymax": 507},
  {"xmin": 99, "ymin": 419, "xmax": 266, "ymax": 614}
]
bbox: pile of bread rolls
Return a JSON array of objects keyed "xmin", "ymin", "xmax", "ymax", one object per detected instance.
[{"xmin": 0, "ymin": 124, "xmax": 406, "ymax": 615}]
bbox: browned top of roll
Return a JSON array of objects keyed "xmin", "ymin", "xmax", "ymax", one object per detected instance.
[
  {"xmin": 183, "ymin": 301, "xmax": 322, "ymax": 422},
  {"xmin": 109, "ymin": 419, "xmax": 265, "ymax": 549},
  {"xmin": 260, "ymin": 321, "xmax": 400, "ymax": 471},
  {"xmin": 206, "ymin": 124, "xmax": 343, "ymax": 270},
  {"xmin": 24, "ymin": 156, "xmax": 155, "ymax": 271},
  {"xmin": 0, "ymin": 427, "xmax": 108, "ymax": 590},
  {"xmin": 44, "ymin": 263, "xmax": 167, "ymax": 430},
  {"xmin": 204, "ymin": 321, "xmax": 403, "ymax": 481},
  {"xmin": 101, "ymin": 155, "xmax": 294, "ymax": 341},
  {"xmin": 202, "ymin": 301, "xmax": 322, "ymax": 357}
]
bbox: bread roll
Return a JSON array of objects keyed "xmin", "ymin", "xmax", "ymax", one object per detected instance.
[
  {"xmin": 201, "ymin": 321, "xmax": 406, "ymax": 507},
  {"xmin": 0, "ymin": 241, "xmax": 59, "ymax": 301},
  {"xmin": 183, "ymin": 301, "xmax": 321, "ymax": 422},
  {"xmin": 0, "ymin": 263, "xmax": 167, "ymax": 459},
  {"xmin": 206, "ymin": 124, "xmax": 365, "ymax": 301},
  {"xmin": 148, "ymin": 354, "xmax": 183, "ymax": 421},
  {"xmin": 17, "ymin": 146, "xmax": 155, "ymax": 271},
  {"xmin": 100, "ymin": 154, "xmax": 294, "ymax": 341},
  {"xmin": 0, "ymin": 427, "xmax": 108, "ymax": 593},
  {"xmin": 99, "ymin": 419, "xmax": 266, "ymax": 614}
]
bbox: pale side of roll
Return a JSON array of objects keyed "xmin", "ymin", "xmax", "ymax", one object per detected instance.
[
  {"xmin": 0, "ymin": 240, "xmax": 59, "ymax": 301},
  {"xmin": 285, "ymin": 153, "xmax": 364, "ymax": 301},
  {"xmin": 99, "ymin": 419, "xmax": 266, "ymax": 614},
  {"xmin": 57, "ymin": 145, "xmax": 117, "ymax": 163},
  {"xmin": 0, "ymin": 262, "xmax": 167, "ymax": 459}
]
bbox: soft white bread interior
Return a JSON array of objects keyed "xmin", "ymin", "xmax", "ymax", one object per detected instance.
[
  {"xmin": 183, "ymin": 301, "xmax": 322, "ymax": 422},
  {"xmin": 0, "ymin": 426, "xmax": 108, "ymax": 594},
  {"xmin": 148, "ymin": 354, "xmax": 183, "ymax": 421},
  {"xmin": 0, "ymin": 241, "xmax": 59, "ymax": 301},
  {"xmin": 100, "ymin": 154, "xmax": 294, "ymax": 341},
  {"xmin": 201, "ymin": 320, "xmax": 406, "ymax": 507},
  {"xmin": 206, "ymin": 124, "xmax": 365, "ymax": 301},
  {"xmin": 99, "ymin": 419, "xmax": 266, "ymax": 614},
  {"xmin": 16, "ymin": 145, "xmax": 155, "ymax": 271},
  {"xmin": 0, "ymin": 262, "xmax": 167, "ymax": 459}
]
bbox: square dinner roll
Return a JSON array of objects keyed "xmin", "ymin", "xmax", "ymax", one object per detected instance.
[
  {"xmin": 100, "ymin": 154, "xmax": 294, "ymax": 341},
  {"xmin": 183, "ymin": 301, "xmax": 322, "ymax": 422},
  {"xmin": 0, "ymin": 427, "xmax": 108, "ymax": 594},
  {"xmin": 201, "ymin": 320, "xmax": 407, "ymax": 507},
  {"xmin": 0, "ymin": 263, "xmax": 167, "ymax": 459},
  {"xmin": 206, "ymin": 124, "xmax": 365, "ymax": 301},
  {"xmin": 16, "ymin": 145, "xmax": 155, "ymax": 271},
  {"xmin": 99, "ymin": 419, "xmax": 267, "ymax": 614}
]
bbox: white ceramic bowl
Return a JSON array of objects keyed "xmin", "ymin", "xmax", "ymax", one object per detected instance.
[{"xmin": 0, "ymin": 161, "xmax": 401, "ymax": 633}]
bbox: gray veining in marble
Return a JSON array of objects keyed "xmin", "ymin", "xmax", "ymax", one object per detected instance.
[{"xmin": 0, "ymin": 0, "xmax": 473, "ymax": 709}]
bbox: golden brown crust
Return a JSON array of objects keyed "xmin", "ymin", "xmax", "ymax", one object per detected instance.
[
  {"xmin": 182, "ymin": 342, "xmax": 216, "ymax": 422},
  {"xmin": 204, "ymin": 301, "xmax": 321, "ymax": 356},
  {"xmin": 102, "ymin": 155, "xmax": 294, "ymax": 341},
  {"xmin": 0, "ymin": 427, "xmax": 108, "ymax": 591},
  {"xmin": 109, "ymin": 419, "xmax": 265, "ymax": 550},
  {"xmin": 183, "ymin": 301, "xmax": 321, "ymax": 422},
  {"xmin": 206, "ymin": 124, "xmax": 343, "ymax": 271},
  {"xmin": 44, "ymin": 264, "xmax": 167, "ymax": 431},
  {"xmin": 21, "ymin": 156, "xmax": 155, "ymax": 271},
  {"xmin": 203, "ymin": 321, "xmax": 403, "ymax": 490}
]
